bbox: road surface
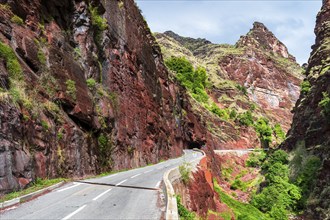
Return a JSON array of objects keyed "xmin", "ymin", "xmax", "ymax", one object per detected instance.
[{"xmin": 0, "ymin": 150, "xmax": 203, "ymax": 220}]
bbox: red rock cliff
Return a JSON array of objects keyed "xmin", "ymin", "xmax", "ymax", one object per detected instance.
[
  {"xmin": 0, "ymin": 0, "xmax": 207, "ymax": 194},
  {"xmin": 282, "ymin": 0, "xmax": 330, "ymax": 218}
]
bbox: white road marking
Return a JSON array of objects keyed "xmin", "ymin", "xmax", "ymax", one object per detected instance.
[
  {"xmin": 102, "ymin": 173, "xmax": 118, "ymax": 179},
  {"xmin": 155, "ymin": 181, "xmax": 161, "ymax": 188},
  {"xmin": 144, "ymin": 170, "xmax": 153, "ymax": 174},
  {"xmin": 57, "ymin": 183, "xmax": 81, "ymax": 192},
  {"xmin": 115, "ymin": 179, "xmax": 127, "ymax": 186},
  {"xmin": 92, "ymin": 188, "xmax": 112, "ymax": 201},
  {"xmin": 130, "ymin": 173, "xmax": 141, "ymax": 179},
  {"xmin": 61, "ymin": 205, "xmax": 87, "ymax": 220}
]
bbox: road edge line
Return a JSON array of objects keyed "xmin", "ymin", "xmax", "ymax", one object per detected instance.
[{"xmin": 0, "ymin": 181, "xmax": 65, "ymax": 210}]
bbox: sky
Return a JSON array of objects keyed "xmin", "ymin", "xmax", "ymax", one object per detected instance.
[{"xmin": 135, "ymin": 0, "xmax": 322, "ymax": 65}]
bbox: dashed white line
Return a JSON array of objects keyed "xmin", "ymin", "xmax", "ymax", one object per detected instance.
[
  {"xmin": 61, "ymin": 205, "xmax": 87, "ymax": 220},
  {"xmin": 144, "ymin": 170, "xmax": 153, "ymax": 174},
  {"xmin": 130, "ymin": 173, "xmax": 141, "ymax": 179},
  {"xmin": 155, "ymin": 181, "xmax": 161, "ymax": 188},
  {"xmin": 115, "ymin": 179, "xmax": 127, "ymax": 186},
  {"xmin": 57, "ymin": 183, "xmax": 81, "ymax": 192},
  {"xmin": 92, "ymin": 188, "xmax": 112, "ymax": 201}
]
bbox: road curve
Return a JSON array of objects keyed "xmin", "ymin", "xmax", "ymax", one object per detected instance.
[{"xmin": 0, "ymin": 150, "xmax": 203, "ymax": 220}]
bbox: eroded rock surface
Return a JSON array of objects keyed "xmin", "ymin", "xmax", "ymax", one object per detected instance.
[
  {"xmin": 282, "ymin": 1, "xmax": 330, "ymax": 218},
  {"xmin": 0, "ymin": 0, "xmax": 212, "ymax": 194}
]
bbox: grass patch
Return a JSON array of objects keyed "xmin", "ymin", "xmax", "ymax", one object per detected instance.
[
  {"xmin": 11, "ymin": 15, "xmax": 24, "ymax": 25},
  {"xmin": 0, "ymin": 178, "xmax": 66, "ymax": 203},
  {"xmin": 0, "ymin": 41, "xmax": 23, "ymax": 80},
  {"xmin": 65, "ymin": 79, "xmax": 77, "ymax": 100},
  {"xmin": 179, "ymin": 161, "xmax": 192, "ymax": 185},
  {"xmin": 176, "ymin": 195, "xmax": 196, "ymax": 220},
  {"xmin": 214, "ymin": 181, "xmax": 271, "ymax": 220}
]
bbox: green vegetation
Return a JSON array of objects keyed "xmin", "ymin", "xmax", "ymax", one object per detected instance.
[
  {"xmin": 65, "ymin": 79, "xmax": 77, "ymax": 100},
  {"xmin": 41, "ymin": 120, "xmax": 49, "ymax": 131},
  {"xmin": 254, "ymin": 117, "xmax": 273, "ymax": 148},
  {"xmin": 300, "ymin": 81, "xmax": 311, "ymax": 95},
  {"xmin": 236, "ymin": 84, "xmax": 248, "ymax": 95},
  {"xmin": 0, "ymin": 178, "xmax": 66, "ymax": 203},
  {"xmin": 289, "ymin": 143, "xmax": 321, "ymax": 209},
  {"xmin": 98, "ymin": 133, "xmax": 113, "ymax": 167},
  {"xmin": 237, "ymin": 110, "xmax": 254, "ymax": 126},
  {"xmin": 251, "ymin": 150, "xmax": 301, "ymax": 220},
  {"xmin": 176, "ymin": 195, "xmax": 195, "ymax": 220},
  {"xmin": 11, "ymin": 15, "xmax": 24, "ymax": 25},
  {"xmin": 86, "ymin": 78, "xmax": 96, "ymax": 90},
  {"xmin": 179, "ymin": 162, "xmax": 191, "ymax": 185},
  {"xmin": 0, "ymin": 41, "xmax": 23, "ymax": 80},
  {"xmin": 214, "ymin": 181, "xmax": 270, "ymax": 220},
  {"xmin": 246, "ymin": 151, "xmax": 267, "ymax": 167},
  {"xmin": 230, "ymin": 178, "xmax": 248, "ymax": 191},
  {"xmin": 319, "ymin": 91, "xmax": 330, "ymax": 116},
  {"xmin": 89, "ymin": 4, "xmax": 107, "ymax": 44},
  {"xmin": 37, "ymin": 48, "xmax": 46, "ymax": 65},
  {"xmin": 206, "ymin": 103, "xmax": 229, "ymax": 120},
  {"xmin": 166, "ymin": 57, "xmax": 208, "ymax": 103},
  {"xmin": 165, "ymin": 56, "xmax": 233, "ymax": 121},
  {"xmin": 273, "ymin": 123, "xmax": 286, "ymax": 142}
]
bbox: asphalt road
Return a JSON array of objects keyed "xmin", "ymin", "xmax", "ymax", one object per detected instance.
[{"xmin": 1, "ymin": 150, "xmax": 203, "ymax": 220}]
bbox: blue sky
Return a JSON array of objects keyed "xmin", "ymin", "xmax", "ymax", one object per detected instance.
[{"xmin": 136, "ymin": 0, "xmax": 322, "ymax": 64}]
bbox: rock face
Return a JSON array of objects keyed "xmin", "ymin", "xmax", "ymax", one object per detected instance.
[
  {"xmin": 0, "ymin": 0, "xmax": 208, "ymax": 194},
  {"xmin": 281, "ymin": 1, "xmax": 330, "ymax": 218}
]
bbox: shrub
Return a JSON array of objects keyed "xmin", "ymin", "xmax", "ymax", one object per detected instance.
[
  {"xmin": 11, "ymin": 15, "xmax": 24, "ymax": 25},
  {"xmin": 207, "ymin": 103, "xmax": 229, "ymax": 120},
  {"xmin": 236, "ymin": 84, "xmax": 248, "ymax": 95},
  {"xmin": 89, "ymin": 4, "xmax": 107, "ymax": 44},
  {"xmin": 300, "ymin": 81, "xmax": 311, "ymax": 94},
  {"xmin": 319, "ymin": 91, "xmax": 330, "ymax": 116},
  {"xmin": 273, "ymin": 123, "xmax": 286, "ymax": 142},
  {"xmin": 230, "ymin": 178, "xmax": 248, "ymax": 191},
  {"xmin": 86, "ymin": 78, "xmax": 96, "ymax": 90},
  {"xmin": 237, "ymin": 110, "xmax": 253, "ymax": 126},
  {"xmin": 65, "ymin": 79, "xmax": 76, "ymax": 100},
  {"xmin": 179, "ymin": 162, "xmax": 191, "ymax": 185},
  {"xmin": 246, "ymin": 151, "xmax": 266, "ymax": 167},
  {"xmin": 265, "ymin": 162, "xmax": 289, "ymax": 183},
  {"xmin": 254, "ymin": 117, "xmax": 272, "ymax": 148},
  {"xmin": 229, "ymin": 109, "xmax": 237, "ymax": 119}
]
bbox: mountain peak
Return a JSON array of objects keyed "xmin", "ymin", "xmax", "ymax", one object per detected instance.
[
  {"xmin": 237, "ymin": 22, "xmax": 295, "ymax": 61},
  {"xmin": 252, "ymin": 21, "xmax": 269, "ymax": 32}
]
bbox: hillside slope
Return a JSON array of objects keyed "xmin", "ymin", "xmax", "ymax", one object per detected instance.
[{"xmin": 155, "ymin": 23, "xmax": 302, "ymax": 149}]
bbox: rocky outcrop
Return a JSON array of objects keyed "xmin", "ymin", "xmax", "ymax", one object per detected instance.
[
  {"xmin": 0, "ymin": 0, "xmax": 209, "ymax": 194},
  {"xmin": 281, "ymin": 0, "xmax": 330, "ymax": 218}
]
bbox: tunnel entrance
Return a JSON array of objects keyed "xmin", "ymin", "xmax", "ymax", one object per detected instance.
[{"xmin": 186, "ymin": 140, "xmax": 205, "ymax": 149}]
